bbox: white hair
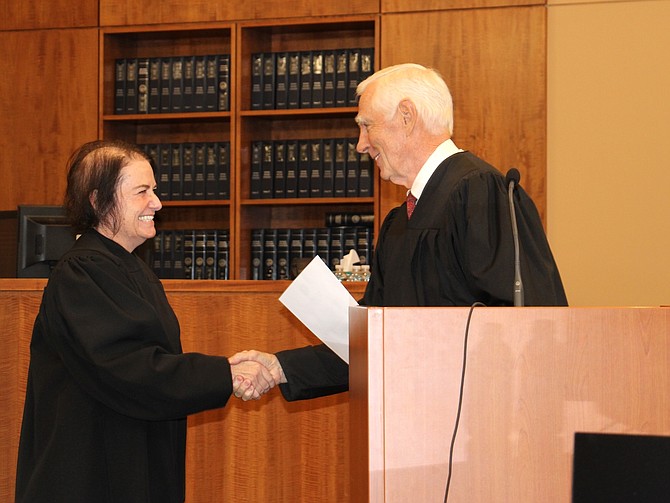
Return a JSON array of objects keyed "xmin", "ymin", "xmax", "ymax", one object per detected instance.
[{"xmin": 357, "ymin": 63, "xmax": 454, "ymax": 136}]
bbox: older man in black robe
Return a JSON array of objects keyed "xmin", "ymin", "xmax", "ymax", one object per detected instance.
[{"xmin": 231, "ymin": 63, "xmax": 567, "ymax": 401}]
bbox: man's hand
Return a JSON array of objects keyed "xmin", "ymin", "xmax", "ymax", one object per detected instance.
[
  {"xmin": 229, "ymin": 350, "xmax": 287, "ymax": 401},
  {"xmin": 229, "ymin": 359, "xmax": 276, "ymax": 401}
]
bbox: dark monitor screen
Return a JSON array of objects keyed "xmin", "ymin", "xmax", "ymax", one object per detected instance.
[
  {"xmin": 17, "ymin": 205, "xmax": 77, "ymax": 278},
  {"xmin": 572, "ymin": 432, "xmax": 670, "ymax": 502}
]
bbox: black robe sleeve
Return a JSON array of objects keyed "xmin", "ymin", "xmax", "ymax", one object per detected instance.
[{"xmin": 275, "ymin": 344, "xmax": 348, "ymax": 401}]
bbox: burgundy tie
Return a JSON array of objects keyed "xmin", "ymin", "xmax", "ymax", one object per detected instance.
[{"xmin": 406, "ymin": 191, "xmax": 417, "ymax": 219}]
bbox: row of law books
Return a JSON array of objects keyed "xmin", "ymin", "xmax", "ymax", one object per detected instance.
[
  {"xmin": 251, "ymin": 226, "xmax": 374, "ymax": 280},
  {"xmin": 115, "ymin": 54, "xmax": 230, "ymax": 115},
  {"xmin": 150, "ymin": 229, "xmax": 229, "ymax": 280},
  {"xmin": 251, "ymin": 48, "xmax": 374, "ymax": 110},
  {"xmin": 141, "ymin": 142, "xmax": 230, "ymax": 201},
  {"xmin": 250, "ymin": 137, "xmax": 373, "ymax": 199}
]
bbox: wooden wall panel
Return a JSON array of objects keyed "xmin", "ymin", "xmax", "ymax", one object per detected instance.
[
  {"xmin": 382, "ymin": 0, "xmax": 543, "ymax": 12},
  {"xmin": 100, "ymin": 0, "xmax": 379, "ymax": 26},
  {"xmin": 379, "ymin": 7, "xmax": 548, "ymax": 223},
  {"xmin": 0, "ymin": 0, "xmax": 98, "ymax": 30},
  {"xmin": 0, "ymin": 280, "xmax": 43, "ymax": 502},
  {"xmin": 0, "ymin": 28, "xmax": 99, "ymax": 212},
  {"xmin": 0, "ymin": 280, "xmax": 365, "ymax": 502},
  {"xmin": 0, "ymin": 213, "xmax": 18, "ymax": 278}
]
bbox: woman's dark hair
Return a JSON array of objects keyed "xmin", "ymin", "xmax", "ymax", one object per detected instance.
[{"xmin": 64, "ymin": 139, "xmax": 153, "ymax": 234}]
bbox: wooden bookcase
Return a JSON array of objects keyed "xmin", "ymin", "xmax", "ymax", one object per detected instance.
[{"xmin": 100, "ymin": 16, "xmax": 379, "ymax": 280}]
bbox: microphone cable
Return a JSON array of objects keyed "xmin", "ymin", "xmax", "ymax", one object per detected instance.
[{"xmin": 444, "ymin": 301, "xmax": 486, "ymax": 503}]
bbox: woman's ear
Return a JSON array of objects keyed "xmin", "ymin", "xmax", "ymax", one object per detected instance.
[{"xmin": 89, "ymin": 189, "xmax": 98, "ymax": 210}]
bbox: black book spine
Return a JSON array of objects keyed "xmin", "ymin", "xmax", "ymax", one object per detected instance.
[
  {"xmin": 276, "ymin": 228, "xmax": 291, "ymax": 280},
  {"xmin": 323, "ymin": 50, "xmax": 336, "ymax": 108},
  {"xmin": 316, "ymin": 227, "xmax": 331, "ymax": 269},
  {"xmin": 263, "ymin": 228, "xmax": 278, "ymax": 280},
  {"xmin": 299, "ymin": 51, "xmax": 313, "ymax": 109},
  {"xmin": 125, "ymin": 58, "xmax": 138, "ymax": 114},
  {"xmin": 250, "ymin": 53, "xmax": 263, "ymax": 110},
  {"xmin": 309, "ymin": 139, "xmax": 323, "ymax": 198},
  {"xmin": 193, "ymin": 55, "xmax": 206, "ymax": 112},
  {"xmin": 261, "ymin": 141, "xmax": 274, "ymax": 199},
  {"xmin": 347, "ymin": 49, "xmax": 361, "ymax": 107},
  {"xmin": 170, "ymin": 144, "xmax": 183, "ymax": 201},
  {"xmin": 193, "ymin": 230, "xmax": 206, "ymax": 280},
  {"xmin": 181, "ymin": 143, "xmax": 194, "ymax": 200},
  {"xmin": 159, "ymin": 58, "xmax": 172, "ymax": 113},
  {"xmin": 217, "ymin": 54, "xmax": 230, "ymax": 111},
  {"xmin": 333, "ymin": 138, "xmax": 347, "ymax": 197},
  {"xmin": 250, "ymin": 141, "xmax": 263, "ymax": 199},
  {"xmin": 250, "ymin": 229, "xmax": 264, "ymax": 280},
  {"xmin": 114, "ymin": 58, "xmax": 126, "ymax": 114},
  {"xmin": 152, "ymin": 231, "xmax": 163, "ymax": 277},
  {"xmin": 217, "ymin": 141, "xmax": 230, "ymax": 200},
  {"xmin": 193, "ymin": 142, "xmax": 206, "ymax": 200},
  {"xmin": 284, "ymin": 140, "xmax": 298, "ymax": 198},
  {"xmin": 289, "ymin": 228, "xmax": 304, "ymax": 278},
  {"xmin": 204, "ymin": 230, "xmax": 217, "ymax": 280},
  {"xmin": 274, "ymin": 52, "xmax": 288, "ymax": 109},
  {"xmin": 273, "ymin": 140, "xmax": 286, "ymax": 198},
  {"xmin": 170, "ymin": 56, "xmax": 184, "ymax": 113},
  {"xmin": 325, "ymin": 212, "xmax": 374, "ymax": 227},
  {"xmin": 346, "ymin": 138, "xmax": 359, "ymax": 197},
  {"xmin": 329, "ymin": 226, "xmax": 345, "ymax": 270},
  {"xmin": 182, "ymin": 55, "xmax": 194, "ymax": 112},
  {"xmin": 204, "ymin": 142, "xmax": 218, "ymax": 200},
  {"xmin": 302, "ymin": 228, "xmax": 318, "ymax": 259},
  {"xmin": 148, "ymin": 58, "xmax": 161, "ymax": 113},
  {"xmin": 321, "ymin": 138, "xmax": 335, "ymax": 198},
  {"xmin": 137, "ymin": 58, "xmax": 150, "ymax": 114},
  {"xmin": 297, "ymin": 140, "xmax": 311, "ymax": 198},
  {"xmin": 172, "ymin": 230, "xmax": 185, "ymax": 280},
  {"xmin": 204, "ymin": 55, "xmax": 218, "ymax": 111},
  {"xmin": 216, "ymin": 229, "xmax": 229, "ymax": 280},
  {"xmin": 343, "ymin": 227, "xmax": 358, "ymax": 258},
  {"xmin": 357, "ymin": 227, "xmax": 374, "ymax": 266},
  {"xmin": 158, "ymin": 143, "xmax": 171, "ymax": 201},
  {"xmin": 360, "ymin": 47, "xmax": 374, "ymax": 84},
  {"xmin": 262, "ymin": 52, "xmax": 276, "ymax": 110},
  {"xmin": 182, "ymin": 230, "xmax": 195, "ymax": 279},
  {"xmin": 311, "ymin": 51, "xmax": 324, "ymax": 108},
  {"xmin": 335, "ymin": 49, "xmax": 348, "ymax": 107},
  {"xmin": 161, "ymin": 230, "xmax": 173, "ymax": 279},
  {"xmin": 358, "ymin": 151, "xmax": 374, "ymax": 197},
  {"xmin": 144, "ymin": 143, "xmax": 159, "ymax": 170},
  {"xmin": 287, "ymin": 52, "xmax": 301, "ymax": 109}
]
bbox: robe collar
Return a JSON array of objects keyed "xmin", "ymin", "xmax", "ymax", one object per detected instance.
[{"xmin": 409, "ymin": 139, "xmax": 464, "ymax": 200}]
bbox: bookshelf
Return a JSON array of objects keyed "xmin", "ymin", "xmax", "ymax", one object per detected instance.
[{"xmin": 100, "ymin": 16, "xmax": 379, "ymax": 280}]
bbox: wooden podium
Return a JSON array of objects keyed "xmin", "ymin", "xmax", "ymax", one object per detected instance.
[{"xmin": 349, "ymin": 306, "xmax": 670, "ymax": 502}]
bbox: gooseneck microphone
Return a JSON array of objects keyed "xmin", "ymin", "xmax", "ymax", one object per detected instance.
[{"xmin": 506, "ymin": 168, "xmax": 525, "ymax": 307}]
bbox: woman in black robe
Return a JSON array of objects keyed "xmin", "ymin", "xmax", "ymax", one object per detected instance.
[{"xmin": 15, "ymin": 140, "xmax": 274, "ymax": 503}]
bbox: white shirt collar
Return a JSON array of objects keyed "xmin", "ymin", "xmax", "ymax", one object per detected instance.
[{"xmin": 409, "ymin": 139, "xmax": 464, "ymax": 200}]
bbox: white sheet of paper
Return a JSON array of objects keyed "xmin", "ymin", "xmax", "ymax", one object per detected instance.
[{"xmin": 279, "ymin": 256, "xmax": 359, "ymax": 364}]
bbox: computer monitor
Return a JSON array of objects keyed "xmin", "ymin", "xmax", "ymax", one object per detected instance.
[
  {"xmin": 16, "ymin": 205, "xmax": 77, "ymax": 278},
  {"xmin": 572, "ymin": 432, "xmax": 670, "ymax": 502}
]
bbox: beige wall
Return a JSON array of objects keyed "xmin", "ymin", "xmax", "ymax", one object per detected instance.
[{"xmin": 547, "ymin": 0, "xmax": 670, "ymax": 306}]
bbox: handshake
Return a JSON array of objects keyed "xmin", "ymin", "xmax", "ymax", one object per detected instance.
[{"xmin": 228, "ymin": 350, "xmax": 287, "ymax": 401}]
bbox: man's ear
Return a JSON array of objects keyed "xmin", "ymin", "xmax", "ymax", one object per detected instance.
[{"xmin": 398, "ymin": 99, "xmax": 417, "ymax": 131}]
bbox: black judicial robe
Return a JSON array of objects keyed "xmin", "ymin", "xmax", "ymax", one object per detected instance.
[
  {"xmin": 16, "ymin": 230, "xmax": 233, "ymax": 503},
  {"xmin": 276, "ymin": 151, "xmax": 567, "ymax": 401}
]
